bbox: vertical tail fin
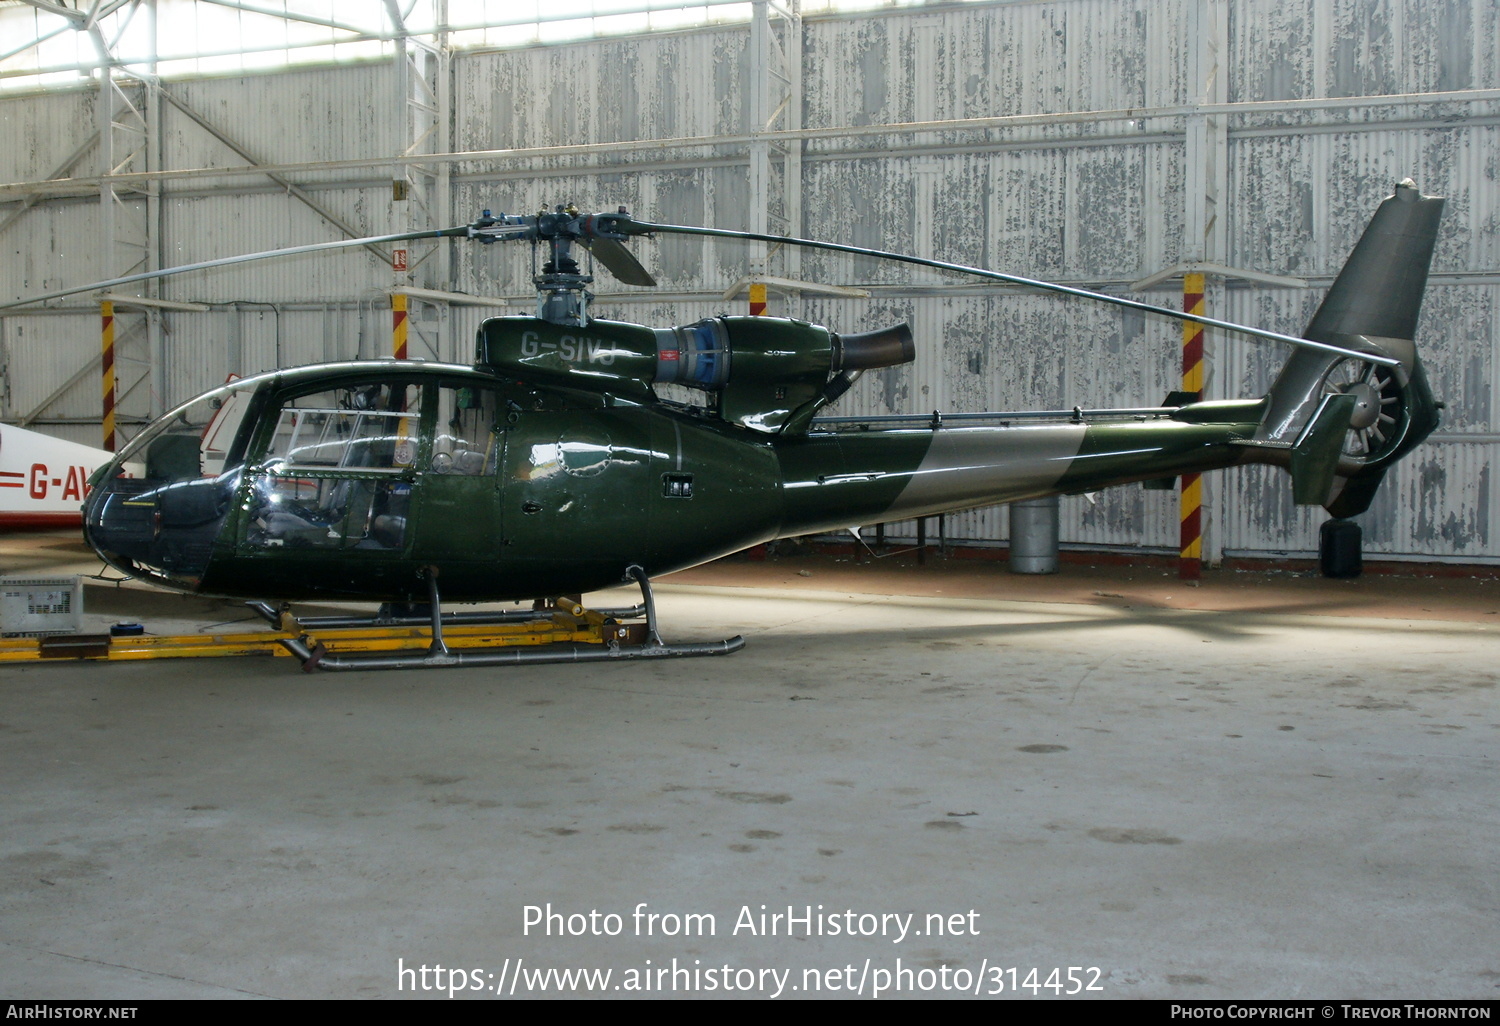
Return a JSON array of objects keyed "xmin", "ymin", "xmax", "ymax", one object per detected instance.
[{"xmin": 1255, "ymin": 180, "xmax": 1444, "ymax": 516}]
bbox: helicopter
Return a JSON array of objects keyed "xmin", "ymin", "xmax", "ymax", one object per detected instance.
[{"xmin": 7, "ymin": 181, "xmax": 1443, "ymax": 669}]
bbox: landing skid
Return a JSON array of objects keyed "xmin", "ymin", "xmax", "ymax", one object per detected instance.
[{"xmin": 267, "ymin": 565, "xmax": 744, "ymax": 672}]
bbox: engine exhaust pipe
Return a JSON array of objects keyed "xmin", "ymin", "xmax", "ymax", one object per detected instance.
[{"xmin": 834, "ymin": 323, "xmax": 915, "ymax": 372}]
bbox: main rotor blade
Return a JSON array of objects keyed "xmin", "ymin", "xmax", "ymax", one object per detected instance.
[
  {"xmin": 0, "ymin": 226, "xmax": 471, "ymax": 312},
  {"xmin": 581, "ymin": 237, "xmax": 657, "ymax": 287},
  {"xmin": 622, "ymin": 218, "xmax": 1398, "ymax": 369}
]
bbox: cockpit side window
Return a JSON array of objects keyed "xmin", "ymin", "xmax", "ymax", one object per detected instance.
[
  {"xmin": 246, "ymin": 380, "xmax": 422, "ymax": 552},
  {"xmin": 262, "ymin": 382, "xmax": 422, "ymax": 474}
]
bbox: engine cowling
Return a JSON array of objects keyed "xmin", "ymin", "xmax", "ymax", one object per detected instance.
[{"xmin": 475, "ymin": 315, "xmax": 913, "ymax": 433}]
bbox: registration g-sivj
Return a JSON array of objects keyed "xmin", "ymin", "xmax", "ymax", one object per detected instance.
[{"xmin": 519, "ymin": 331, "xmax": 616, "ymax": 365}]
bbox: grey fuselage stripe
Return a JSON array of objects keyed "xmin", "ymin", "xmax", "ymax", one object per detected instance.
[{"xmin": 885, "ymin": 425, "xmax": 1088, "ymax": 520}]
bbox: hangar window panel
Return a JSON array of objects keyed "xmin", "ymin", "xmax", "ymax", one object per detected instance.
[{"xmin": 0, "ymin": 0, "xmax": 916, "ymax": 89}]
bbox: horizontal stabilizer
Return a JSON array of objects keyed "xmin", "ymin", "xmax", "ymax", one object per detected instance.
[{"xmin": 1290, "ymin": 392, "xmax": 1356, "ymax": 505}]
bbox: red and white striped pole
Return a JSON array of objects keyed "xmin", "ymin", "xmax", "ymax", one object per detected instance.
[{"xmin": 1179, "ymin": 272, "xmax": 1205, "ymax": 580}]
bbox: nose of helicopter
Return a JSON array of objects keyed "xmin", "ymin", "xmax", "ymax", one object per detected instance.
[
  {"xmin": 80, "ymin": 371, "xmax": 265, "ymax": 591},
  {"xmin": 83, "ymin": 461, "xmax": 237, "ymax": 593}
]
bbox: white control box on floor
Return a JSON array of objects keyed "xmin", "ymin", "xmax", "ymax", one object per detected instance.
[{"xmin": 1, "ymin": 576, "xmax": 83, "ymax": 636}]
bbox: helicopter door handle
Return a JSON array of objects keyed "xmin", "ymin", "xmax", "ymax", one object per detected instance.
[{"xmin": 521, "ymin": 500, "xmax": 543, "ymax": 515}]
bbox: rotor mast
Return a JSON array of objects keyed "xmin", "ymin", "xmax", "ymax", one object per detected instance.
[{"xmin": 467, "ymin": 205, "xmax": 657, "ymax": 326}]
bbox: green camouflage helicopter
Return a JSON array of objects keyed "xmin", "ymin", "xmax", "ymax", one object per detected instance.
[{"xmin": 22, "ymin": 181, "xmax": 1443, "ymax": 667}]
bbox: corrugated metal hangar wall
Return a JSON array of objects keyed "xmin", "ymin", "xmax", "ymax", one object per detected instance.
[{"xmin": 1, "ymin": 0, "xmax": 1496, "ymax": 564}]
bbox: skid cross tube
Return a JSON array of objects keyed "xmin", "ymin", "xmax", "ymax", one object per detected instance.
[{"xmin": 275, "ymin": 568, "xmax": 743, "ymax": 672}]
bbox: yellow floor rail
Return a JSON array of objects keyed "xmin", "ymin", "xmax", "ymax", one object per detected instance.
[{"xmin": 0, "ymin": 602, "xmax": 643, "ymax": 666}]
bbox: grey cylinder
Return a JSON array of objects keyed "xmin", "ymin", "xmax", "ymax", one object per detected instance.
[{"xmin": 1009, "ymin": 495, "xmax": 1060, "ymax": 574}]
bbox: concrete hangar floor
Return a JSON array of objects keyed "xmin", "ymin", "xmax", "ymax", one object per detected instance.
[{"xmin": 2, "ymin": 531, "xmax": 1497, "ymax": 1000}]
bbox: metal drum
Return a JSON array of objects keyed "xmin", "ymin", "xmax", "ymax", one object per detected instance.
[{"xmin": 1009, "ymin": 496, "xmax": 1060, "ymax": 575}]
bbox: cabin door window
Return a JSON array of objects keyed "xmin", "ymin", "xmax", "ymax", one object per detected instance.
[{"xmin": 246, "ymin": 381, "xmax": 422, "ymax": 551}]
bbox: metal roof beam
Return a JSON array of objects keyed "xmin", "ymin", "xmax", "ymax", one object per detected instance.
[
  {"xmin": 390, "ymin": 287, "xmax": 507, "ymax": 308},
  {"xmin": 721, "ymin": 274, "xmax": 868, "ymax": 301},
  {"xmin": 17, "ymin": 1, "xmax": 87, "ymax": 25},
  {"xmin": 8, "ymin": 87, "xmax": 1499, "ymax": 201},
  {"xmin": 194, "ymin": 0, "xmax": 382, "ymax": 38},
  {"xmin": 156, "ymin": 85, "xmax": 391, "ymax": 266},
  {"xmin": 0, "ymin": 131, "xmax": 99, "ymax": 240},
  {"xmin": 382, "ymin": 0, "xmax": 406, "ymax": 36},
  {"xmin": 98, "ymin": 292, "xmax": 210, "ymax": 311},
  {"xmin": 0, "ymin": 19, "xmax": 72, "ymax": 63},
  {"xmin": 1130, "ymin": 262, "xmax": 1308, "ymax": 293}
]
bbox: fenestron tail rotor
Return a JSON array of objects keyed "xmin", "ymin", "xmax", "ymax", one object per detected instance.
[{"xmin": 1325, "ymin": 358, "xmax": 1406, "ymax": 462}]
